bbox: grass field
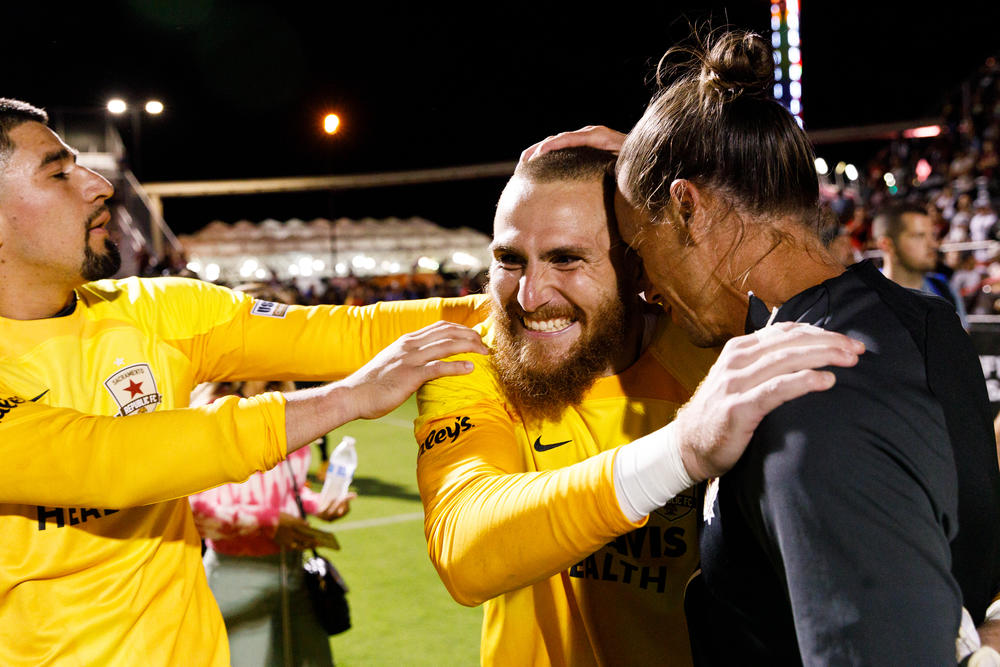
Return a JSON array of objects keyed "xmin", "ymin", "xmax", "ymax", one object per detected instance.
[{"xmin": 307, "ymin": 395, "xmax": 482, "ymax": 666}]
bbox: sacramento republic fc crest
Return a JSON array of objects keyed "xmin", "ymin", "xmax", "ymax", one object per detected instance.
[
  {"xmin": 104, "ymin": 363, "xmax": 162, "ymax": 416},
  {"xmin": 653, "ymin": 487, "xmax": 696, "ymax": 522}
]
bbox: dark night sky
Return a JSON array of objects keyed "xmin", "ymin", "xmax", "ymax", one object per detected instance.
[{"xmin": 7, "ymin": 2, "xmax": 1000, "ymax": 235}]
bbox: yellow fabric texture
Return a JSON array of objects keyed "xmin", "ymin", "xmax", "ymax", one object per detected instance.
[
  {"xmin": 415, "ymin": 314, "xmax": 719, "ymax": 666},
  {"xmin": 0, "ymin": 276, "xmax": 487, "ymax": 667}
]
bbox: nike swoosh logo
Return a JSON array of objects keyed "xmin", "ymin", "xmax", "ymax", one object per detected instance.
[
  {"xmin": 29, "ymin": 389, "xmax": 49, "ymax": 402},
  {"xmin": 533, "ymin": 436, "xmax": 572, "ymax": 452}
]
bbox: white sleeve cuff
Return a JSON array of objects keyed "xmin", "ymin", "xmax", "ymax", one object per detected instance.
[{"xmin": 612, "ymin": 421, "xmax": 694, "ymax": 522}]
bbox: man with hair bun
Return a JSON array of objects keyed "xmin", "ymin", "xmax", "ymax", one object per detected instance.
[
  {"xmin": 540, "ymin": 28, "xmax": 1000, "ymax": 666},
  {"xmin": 416, "ymin": 146, "xmax": 864, "ymax": 664}
]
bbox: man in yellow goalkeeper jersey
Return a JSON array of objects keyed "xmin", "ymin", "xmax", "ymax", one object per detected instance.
[
  {"xmin": 415, "ymin": 147, "xmax": 865, "ymax": 665},
  {"xmin": 0, "ymin": 97, "xmax": 490, "ymax": 666}
]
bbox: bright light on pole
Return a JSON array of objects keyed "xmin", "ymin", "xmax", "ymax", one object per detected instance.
[
  {"xmin": 105, "ymin": 97, "xmax": 165, "ymax": 179},
  {"xmin": 323, "ymin": 113, "xmax": 341, "ymax": 135}
]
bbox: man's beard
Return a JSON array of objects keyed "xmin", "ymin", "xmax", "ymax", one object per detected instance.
[
  {"xmin": 81, "ymin": 237, "xmax": 122, "ymax": 281},
  {"xmin": 491, "ymin": 295, "xmax": 628, "ymax": 423}
]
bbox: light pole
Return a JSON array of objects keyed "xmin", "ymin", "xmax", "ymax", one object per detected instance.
[{"xmin": 106, "ymin": 98, "xmax": 164, "ymax": 179}]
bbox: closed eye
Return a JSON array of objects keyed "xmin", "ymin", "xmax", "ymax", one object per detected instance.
[
  {"xmin": 551, "ymin": 254, "xmax": 583, "ymax": 268},
  {"xmin": 494, "ymin": 253, "xmax": 524, "ymax": 270}
]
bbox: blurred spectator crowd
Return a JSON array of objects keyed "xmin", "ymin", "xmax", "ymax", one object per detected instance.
[
  {"xmin": 136, "ymin": 243, "xmax": 488, "ymax": 307},
  {"xmin": 824, "ymin": 54, "xmax": 1000, "ymax": 317}
]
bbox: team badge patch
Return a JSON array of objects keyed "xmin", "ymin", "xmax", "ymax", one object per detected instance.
[
  {"xmin": 654, "ymin": 487, "xmax": 696, "ymax": 522},
  {"xmin": 104, "ymin": 363, "xmax": 162, "ymax": 416},
  {"xmin": 250, "ymin": 300, "xmax": 288, "ymax": 319}
]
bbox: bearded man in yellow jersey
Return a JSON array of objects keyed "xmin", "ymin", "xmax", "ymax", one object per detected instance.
[
  {"xmin": 415, "ymin": 147, "xmax": 866, "ymax": 665},
  {"xmin": 0, "ymin": 98, "xmax": 491, "ymax": 666}
]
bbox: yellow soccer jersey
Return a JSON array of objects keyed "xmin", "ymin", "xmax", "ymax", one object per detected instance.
[
  {"xmin": 0, "ymin": 277, "xmax": 487, "ymax": 667},
  {"xmin": 415, "ymin": 314, "xmax": 719, "ymax": 666}
]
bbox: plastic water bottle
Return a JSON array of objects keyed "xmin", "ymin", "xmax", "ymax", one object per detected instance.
[{"xmin": 320, "ymin": 436, "xmax": 357, "ymax": 504}]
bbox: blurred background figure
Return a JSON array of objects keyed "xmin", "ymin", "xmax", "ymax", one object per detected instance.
[
  {"xmin": 874, "ymin": 202, "xmax": 969, "ymax": 328},
  {"xmin": 189, "ymin": 379, "xmax": 353, "ymax": 667}
]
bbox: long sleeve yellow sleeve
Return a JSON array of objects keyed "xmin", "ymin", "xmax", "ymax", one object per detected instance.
[{"xmin": 0, "ymin": 390, "xmax": 286, "ymax": 508}]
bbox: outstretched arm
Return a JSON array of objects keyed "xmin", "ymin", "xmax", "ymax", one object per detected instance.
[
  {"xmin": 284, "ymin": 321, "xmax": 488, "ymax": 452},
  {"xmin": 0, "ymin": 322, "xmax": 487, "ymax": 508}
]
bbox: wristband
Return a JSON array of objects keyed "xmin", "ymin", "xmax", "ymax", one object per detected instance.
[{"xmin": 613, "ymin": 422, "xmax": 694, "ymax": 522}]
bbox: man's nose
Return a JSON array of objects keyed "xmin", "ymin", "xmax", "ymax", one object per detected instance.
[
  {"xmin": 82, "ymin": 166, "xmax": 114, "ymax": 202},
  {"xmin": 517, "ymin": 264, "xmax": 553, "ymax": 312}
]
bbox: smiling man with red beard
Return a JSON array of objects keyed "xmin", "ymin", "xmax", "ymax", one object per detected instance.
[{"xmin": 414, "ymin": 147, "xmax": 866, "ymax": 665}]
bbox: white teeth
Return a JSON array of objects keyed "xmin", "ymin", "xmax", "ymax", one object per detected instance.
[{"xmin": 522, "ymin": 317, "xmax": 573, "ymax": 332}]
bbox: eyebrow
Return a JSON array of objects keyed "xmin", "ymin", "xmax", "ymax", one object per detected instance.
[
  {"xmin": 37, "ymin": 147, "xmax": 76, "ymax": 171},
  {"xmin": 490, "ymin": 243, "xmax": 594, "ymax": 260}
]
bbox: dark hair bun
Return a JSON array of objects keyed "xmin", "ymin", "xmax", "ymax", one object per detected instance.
[{"xmin": 699, "ymin": 31, "xmax": 773, "ymax": 99}]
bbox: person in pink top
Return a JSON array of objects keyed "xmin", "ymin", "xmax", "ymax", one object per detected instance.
[{"xmin": 190, "ymin": 376, "xmax": 355, "ymax": 666}]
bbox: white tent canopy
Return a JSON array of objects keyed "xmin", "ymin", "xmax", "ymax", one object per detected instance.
[{"xmin": 178, "ymin": 216, "xmax": 492, "ymax": 283}]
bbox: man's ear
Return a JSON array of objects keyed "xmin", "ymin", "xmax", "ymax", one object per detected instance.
[
  {"xmin": 875, "ymin": 236, "xmax": 894, "ymax": 258},
  {"xmin": 669, "ymin": 179, "xmax": 702, "ymax": 226}
]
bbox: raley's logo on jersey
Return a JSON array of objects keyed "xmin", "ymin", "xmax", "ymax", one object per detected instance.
[
  {"xmin": 104, "ymin": 363, "xmax": 162, "ymax": 416},
  {"xmin": 0, "ymin": 395, "xmax": 25, "ymax": 423},
  {"xmin": 250, "ymin": 300, "xmax": 288, "ymax": 319},
  {"xmin": 419, "ymin": 416, "xmax": 473, "ymax": 456}
]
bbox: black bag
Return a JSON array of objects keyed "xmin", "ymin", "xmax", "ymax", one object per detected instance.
[
  {"xmin": 286, "ymin": 461, "xmax": 352, "ymax": 636},
  {"xmin": 302, "ymin": 550, "xmax": 351, "ymax": 635}
]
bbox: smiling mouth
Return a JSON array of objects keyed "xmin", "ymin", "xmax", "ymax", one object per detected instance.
[{"xmin": 521, "ymin": 316, "xmax": 575, "ymax": 333}]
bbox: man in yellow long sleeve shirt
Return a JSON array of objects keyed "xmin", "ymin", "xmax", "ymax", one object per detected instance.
[
  {"xmin": 0, "ymin": 98, "xmax": 489, "ymax": 666},
  {"xmin": 415, "ymin": 147, "xmax": 866, "ymax": 665}
]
